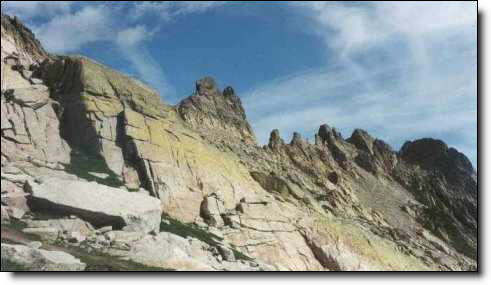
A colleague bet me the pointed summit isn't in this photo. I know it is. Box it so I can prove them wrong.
[195,76,220,96]
[268,129,284,150]
[178,77,256,144]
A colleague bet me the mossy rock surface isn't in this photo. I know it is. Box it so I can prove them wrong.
[74,56,170,119]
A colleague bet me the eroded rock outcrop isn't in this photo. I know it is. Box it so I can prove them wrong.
[0,15,477,271]
[396,139,478,259]
[178,77,256,144]
[1,15,72,224]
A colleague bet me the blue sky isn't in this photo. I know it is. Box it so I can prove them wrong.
[1,1,477,167]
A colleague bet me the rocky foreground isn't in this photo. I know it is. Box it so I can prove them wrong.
[0,15,477,271]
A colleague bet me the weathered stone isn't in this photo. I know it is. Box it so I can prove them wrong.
[1,206,10,224]
[347,129,375,154]
[218,245,236,262]
[30,78,43,85]
[96,226,113,234]
[1,243,86,271]
[318,124,342,142]
[4,87,49,109]
[196,76,220,96]
[126,232,215,271]
[21,69,33,80]
[355,152,379,174]
[250,172,290,198]
[1,191,29,214]
[290,132,304,146]
[22,227,60,242]
[25,178,162,233]
[268,129,284,150]
[28,241,42,249]
[6,207,25,219]
[122,232,264,271]
[178,77,256,144]
[66,231,86,243]
[103,230,145,244]
[327,172,339,185]
[200,193,225,227]
[223,86,235,97]
[0,15,478,272]
[27,218,95,236]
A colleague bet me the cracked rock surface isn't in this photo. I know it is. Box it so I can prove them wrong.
[0,14,477,271]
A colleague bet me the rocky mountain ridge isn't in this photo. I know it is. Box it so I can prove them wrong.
[1,15,477,271]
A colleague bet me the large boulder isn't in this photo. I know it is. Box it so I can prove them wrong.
[1,243,86,271]
[126,232,216,271]
[25,178,162,233]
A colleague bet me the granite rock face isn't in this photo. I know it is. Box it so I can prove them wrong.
[396,139,478,259]
[1,244,86,271]
[0,15,477,271]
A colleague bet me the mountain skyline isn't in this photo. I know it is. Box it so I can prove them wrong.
[1,1,478,167]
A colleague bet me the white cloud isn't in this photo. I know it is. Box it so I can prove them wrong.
[116,26,175,98]
[293,1,477,57]
[7,1,228,99]
[32,5,113,53]
[244,1,477,165]
[173,1,228,15]
[133,1,228,20]
[1,1,75,20]
[116,25,152,48]
[2,1,477,165]
[3,1,228,100]
[19,1,228,99]
[244,65,476,145]
[118,45,175,100]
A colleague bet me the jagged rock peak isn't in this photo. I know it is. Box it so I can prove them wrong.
[347,129,375,154]
[1,15,478,272]
[223,86,235,97]
[178,77,256,144]
[196,76,220,96]
[290,132,305,146]
[1,14,47,63]
[318,124,343,143]
[268,129,284,150]
[399,138,475,175]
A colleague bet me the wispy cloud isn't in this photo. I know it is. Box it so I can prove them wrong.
[33,4,113,53]
[2,1,477,165]
[116,25,175,98]
[133,1,228,21]
[244,1,477,165]
[2,1,226,100]
[1,1,75,20]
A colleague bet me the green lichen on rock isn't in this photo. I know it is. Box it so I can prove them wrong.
[312,214,434,271]
[74,56,170,119]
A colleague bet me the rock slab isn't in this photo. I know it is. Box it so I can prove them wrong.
[1,243,86,271]
[25,178,162,233]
